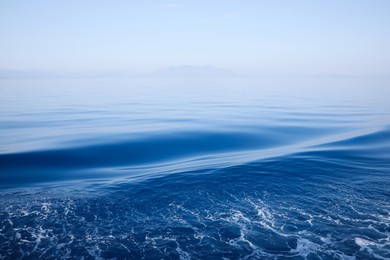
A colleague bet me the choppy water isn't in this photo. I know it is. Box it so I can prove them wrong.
[0,77,389,259]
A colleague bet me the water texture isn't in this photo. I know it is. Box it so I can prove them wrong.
[0,78,389,259]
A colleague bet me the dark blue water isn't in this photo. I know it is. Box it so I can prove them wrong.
[0,78,389,259]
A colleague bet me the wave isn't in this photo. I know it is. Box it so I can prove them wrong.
[300,126,390,161]
[1,126,389,187]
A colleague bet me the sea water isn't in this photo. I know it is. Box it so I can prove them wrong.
[0,77,389,259]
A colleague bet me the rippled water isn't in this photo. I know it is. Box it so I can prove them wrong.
[0,77,389,259]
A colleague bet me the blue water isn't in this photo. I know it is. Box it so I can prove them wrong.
[0,78,389,259]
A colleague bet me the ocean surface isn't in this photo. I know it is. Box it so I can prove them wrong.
[0,77,389,259]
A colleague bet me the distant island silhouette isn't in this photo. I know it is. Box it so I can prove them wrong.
[151,65,239,78]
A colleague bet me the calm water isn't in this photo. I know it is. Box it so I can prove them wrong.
[0,77,389,259]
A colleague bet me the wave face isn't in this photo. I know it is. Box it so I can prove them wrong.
[0,78,390,259]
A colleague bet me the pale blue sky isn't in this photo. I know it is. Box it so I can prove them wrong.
[0,0,389,76]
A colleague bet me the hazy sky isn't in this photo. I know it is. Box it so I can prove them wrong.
[0,0,389,76]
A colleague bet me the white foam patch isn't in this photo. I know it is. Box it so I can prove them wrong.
[291,238,319,258]
[355,237,389,260]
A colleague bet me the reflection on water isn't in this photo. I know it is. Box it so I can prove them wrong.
[0,77,389,259]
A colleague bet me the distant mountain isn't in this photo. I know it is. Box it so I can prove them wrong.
[151,65,239,78]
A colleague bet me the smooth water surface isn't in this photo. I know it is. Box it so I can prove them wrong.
[0,77,389,259]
